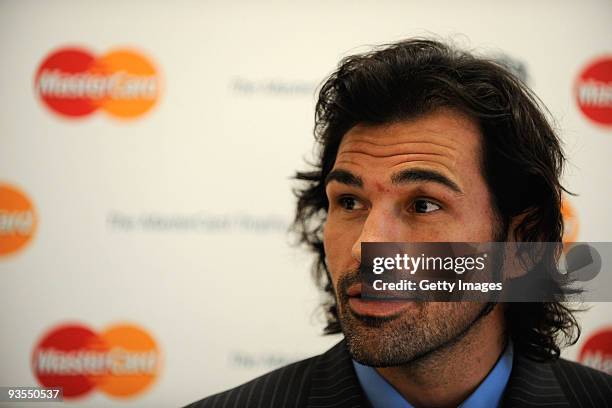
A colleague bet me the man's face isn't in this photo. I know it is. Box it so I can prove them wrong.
[323,109,500,366]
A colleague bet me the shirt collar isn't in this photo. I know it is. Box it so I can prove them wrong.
[353,341,514,408]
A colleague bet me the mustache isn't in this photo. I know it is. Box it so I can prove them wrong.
[337,269,361,301]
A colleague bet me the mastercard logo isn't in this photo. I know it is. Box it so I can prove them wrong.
[34,47,161,119]
[0,182,37,257]
[579,328,612,375]
[575,56,612,126]
[32,323,161,399]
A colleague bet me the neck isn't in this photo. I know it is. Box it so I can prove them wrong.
[376,304,507,408]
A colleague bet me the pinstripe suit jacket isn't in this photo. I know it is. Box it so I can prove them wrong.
[185,340,612,408]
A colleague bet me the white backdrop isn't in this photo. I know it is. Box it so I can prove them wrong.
[0,0,611,407]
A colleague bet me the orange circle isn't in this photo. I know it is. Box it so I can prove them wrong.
[561,199,579,245]
[94,49,160,119]
[96,324,161,398]
[0,183,37,256]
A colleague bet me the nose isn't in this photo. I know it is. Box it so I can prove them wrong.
[351,206,402,263]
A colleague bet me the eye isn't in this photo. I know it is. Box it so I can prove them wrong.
[338,196,364,211]
[413,199,441,214]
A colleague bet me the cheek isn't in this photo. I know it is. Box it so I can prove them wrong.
[322,223,340,292]
[323,218,357,271]
[322,219,341,264]
[454,197,498,240]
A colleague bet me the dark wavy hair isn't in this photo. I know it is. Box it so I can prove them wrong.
[292,38,580,362]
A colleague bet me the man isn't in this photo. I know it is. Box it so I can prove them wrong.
[187,39,612,407]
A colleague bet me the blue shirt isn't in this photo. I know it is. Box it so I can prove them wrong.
[353,341,514,408]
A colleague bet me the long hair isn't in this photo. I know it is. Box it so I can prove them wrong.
[292,38,580,361]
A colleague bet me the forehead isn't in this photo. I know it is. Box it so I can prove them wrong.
[332,109,482,186]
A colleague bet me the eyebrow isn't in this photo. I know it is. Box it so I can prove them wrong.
[391,168,463,194]
[325,169,363,188]
[325,168,462,194]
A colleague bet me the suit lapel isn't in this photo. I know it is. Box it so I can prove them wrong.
[501,354,569,407]
[306,340,370,408]
[306,341,574,408]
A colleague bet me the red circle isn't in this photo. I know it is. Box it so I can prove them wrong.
[575,57,612,126]
[578,328,612,374]
[34,48,99,117]
[31,324,105,398]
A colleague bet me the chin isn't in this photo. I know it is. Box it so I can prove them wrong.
[338,300,488,367]
[340,310,427,367]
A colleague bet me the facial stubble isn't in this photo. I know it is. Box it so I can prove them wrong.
[336,249,499,367]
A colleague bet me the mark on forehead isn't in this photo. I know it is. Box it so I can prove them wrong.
[375,182,388,193]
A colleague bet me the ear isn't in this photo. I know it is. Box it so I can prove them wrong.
[505,212,527,242]
[503,243,530,280]
[502,213,531,280]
